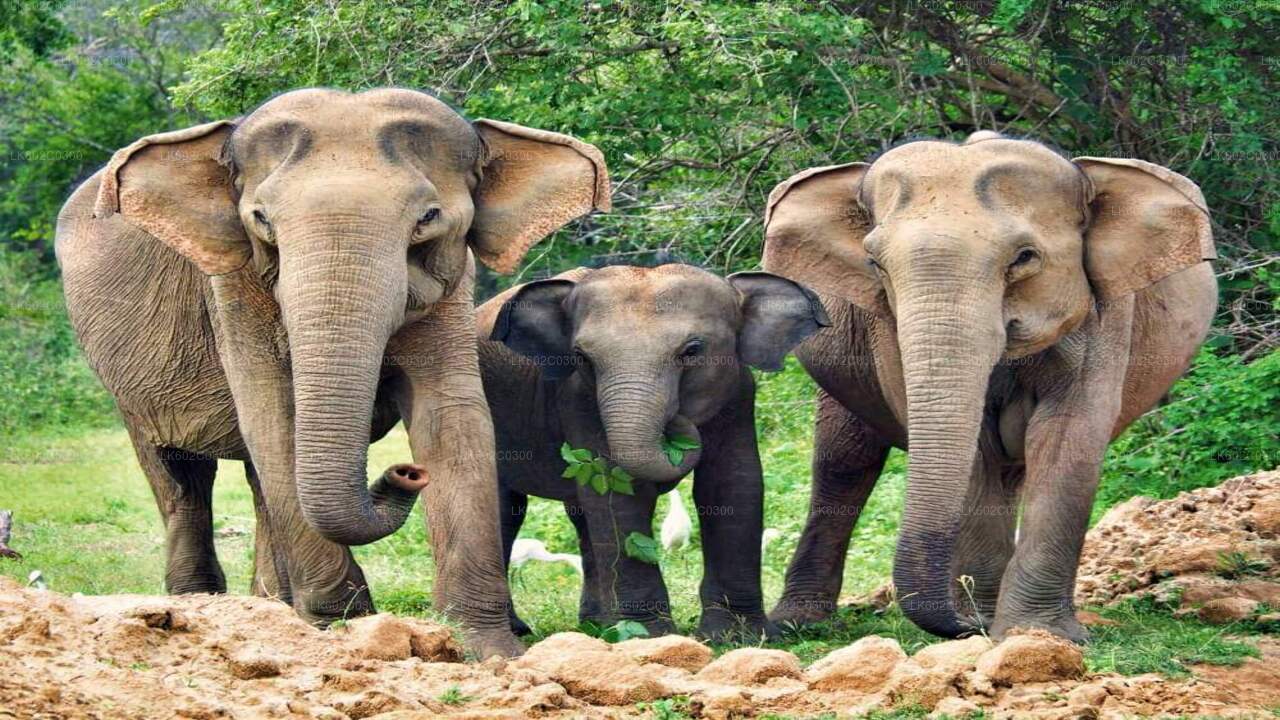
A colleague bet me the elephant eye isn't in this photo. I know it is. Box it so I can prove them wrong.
[252,209,270,227]
[1010,248,1039,268]
[418,207,441,225]
[679,340,704,359]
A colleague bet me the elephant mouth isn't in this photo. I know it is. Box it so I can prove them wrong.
[606,413,703,483]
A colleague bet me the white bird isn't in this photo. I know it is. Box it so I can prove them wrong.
[509,538,582,575]
[27,570,46,590]
[761,528,782,554]
[661,491,693,551]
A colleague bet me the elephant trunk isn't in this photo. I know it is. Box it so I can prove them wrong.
[891,274,1003,637]
[279,223,415,546]
[596,364,702,483]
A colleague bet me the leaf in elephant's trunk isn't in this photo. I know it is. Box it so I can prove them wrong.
[660,433,701,467]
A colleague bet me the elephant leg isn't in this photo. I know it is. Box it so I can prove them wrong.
[951,455,1021,629]
[499,489,532,635]
[127,426,225,595]
[992,299,1132,643]
[771,391,888,628]
[692,383,772,641]
[390,273,522,659]
[566,500,608,625]
[245,462,293,604]
[576,482,674,636]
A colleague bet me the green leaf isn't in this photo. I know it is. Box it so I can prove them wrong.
[663,445,683,467]
[589,472,608,495]
[667,434,700,450]
[599,620,649,643]
[561,465,577,478]
[572,448,593,463]
[624,532,661,565]
[560,443,578,465]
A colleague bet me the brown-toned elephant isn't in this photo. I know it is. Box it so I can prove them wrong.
[55,88,609,658]
[763,132,1216,642]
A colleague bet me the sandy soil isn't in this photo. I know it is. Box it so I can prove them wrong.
[2,470,1278,719]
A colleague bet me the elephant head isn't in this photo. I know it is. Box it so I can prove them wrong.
[491,265,828,482]
[94,88,609,546]
[763,132,1214,636]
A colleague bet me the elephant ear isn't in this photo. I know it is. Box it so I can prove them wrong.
[490,278,577,380]
[94,120,249,275]
[471,120,611,274]
[728,271,832,372]
[1074,157,1216,301]
[762,162,886,316]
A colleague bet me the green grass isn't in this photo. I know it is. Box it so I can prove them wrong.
[0,358,1273,677]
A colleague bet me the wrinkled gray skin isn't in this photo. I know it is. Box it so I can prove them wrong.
[55,88,609,659]
[762,132,1217,642]
[475,265,829,640]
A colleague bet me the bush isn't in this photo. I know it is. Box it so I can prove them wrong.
[1097,347,1280,514]
[0,249,114,438]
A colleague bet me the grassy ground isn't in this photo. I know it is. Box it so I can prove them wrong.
[0,359,1271,682]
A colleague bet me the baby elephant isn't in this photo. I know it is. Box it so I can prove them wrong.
[476,264,829,639]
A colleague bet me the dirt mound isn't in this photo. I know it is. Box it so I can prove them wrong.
[4,575,1280,718]
[1077,469,1280,623]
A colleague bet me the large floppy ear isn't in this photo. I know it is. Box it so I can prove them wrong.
[470,120,611,274]
[762,162,886,317]
[490,278,577,380]
[727,271,832,372]
[94,120,249,275]
[1074,157,1216,301]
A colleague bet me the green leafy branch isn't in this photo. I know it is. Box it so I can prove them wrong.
[624,531,661,565]
[560,443,634,495]
[659,434,700,467]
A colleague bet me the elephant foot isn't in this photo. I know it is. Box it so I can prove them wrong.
[509,612,533,636]
[384,463,430,493]
[989,608,1090,645]
[465,627,526,660]
[296,586,376,627]
[697,608,778,643]
[768,595,835,631]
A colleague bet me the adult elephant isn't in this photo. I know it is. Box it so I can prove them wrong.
[55,88,610,658]
[763,132,1216,642]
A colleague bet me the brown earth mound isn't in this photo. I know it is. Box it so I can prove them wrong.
[1076,469,1280,624]
[3,575,1279,719]
[3,470,1279,718]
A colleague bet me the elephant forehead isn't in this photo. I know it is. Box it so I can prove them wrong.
[575,266,737,320]
[234,89,477,169]
[866,140,1082,220]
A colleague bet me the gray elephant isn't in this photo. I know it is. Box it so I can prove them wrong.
[762,132,1217,642]
[55,88,609,658]
[475,265,829,639]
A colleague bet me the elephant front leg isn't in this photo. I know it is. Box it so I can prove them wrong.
[992,301,1132,643]
[392,296,522,660]
[772,391,888,628]
[692,391,773,641]
[575,483,674,636]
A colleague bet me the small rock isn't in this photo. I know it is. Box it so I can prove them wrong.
[696,648,802,685]
[344,614,414,661]
[616,634,712,672]
[806,636,906,692]
[227,646,283,679]
[404,619,463,662]
[882,659,953,710]
[1067,682,1109,709]
[1247,496,1280,536]
[975,630,1084,685]
[912,636,992,675]
[513,632,667,705]
[931,696,981,718]
[1197,597,1259,624]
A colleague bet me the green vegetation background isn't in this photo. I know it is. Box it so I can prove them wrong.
[1,0,1278,677]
